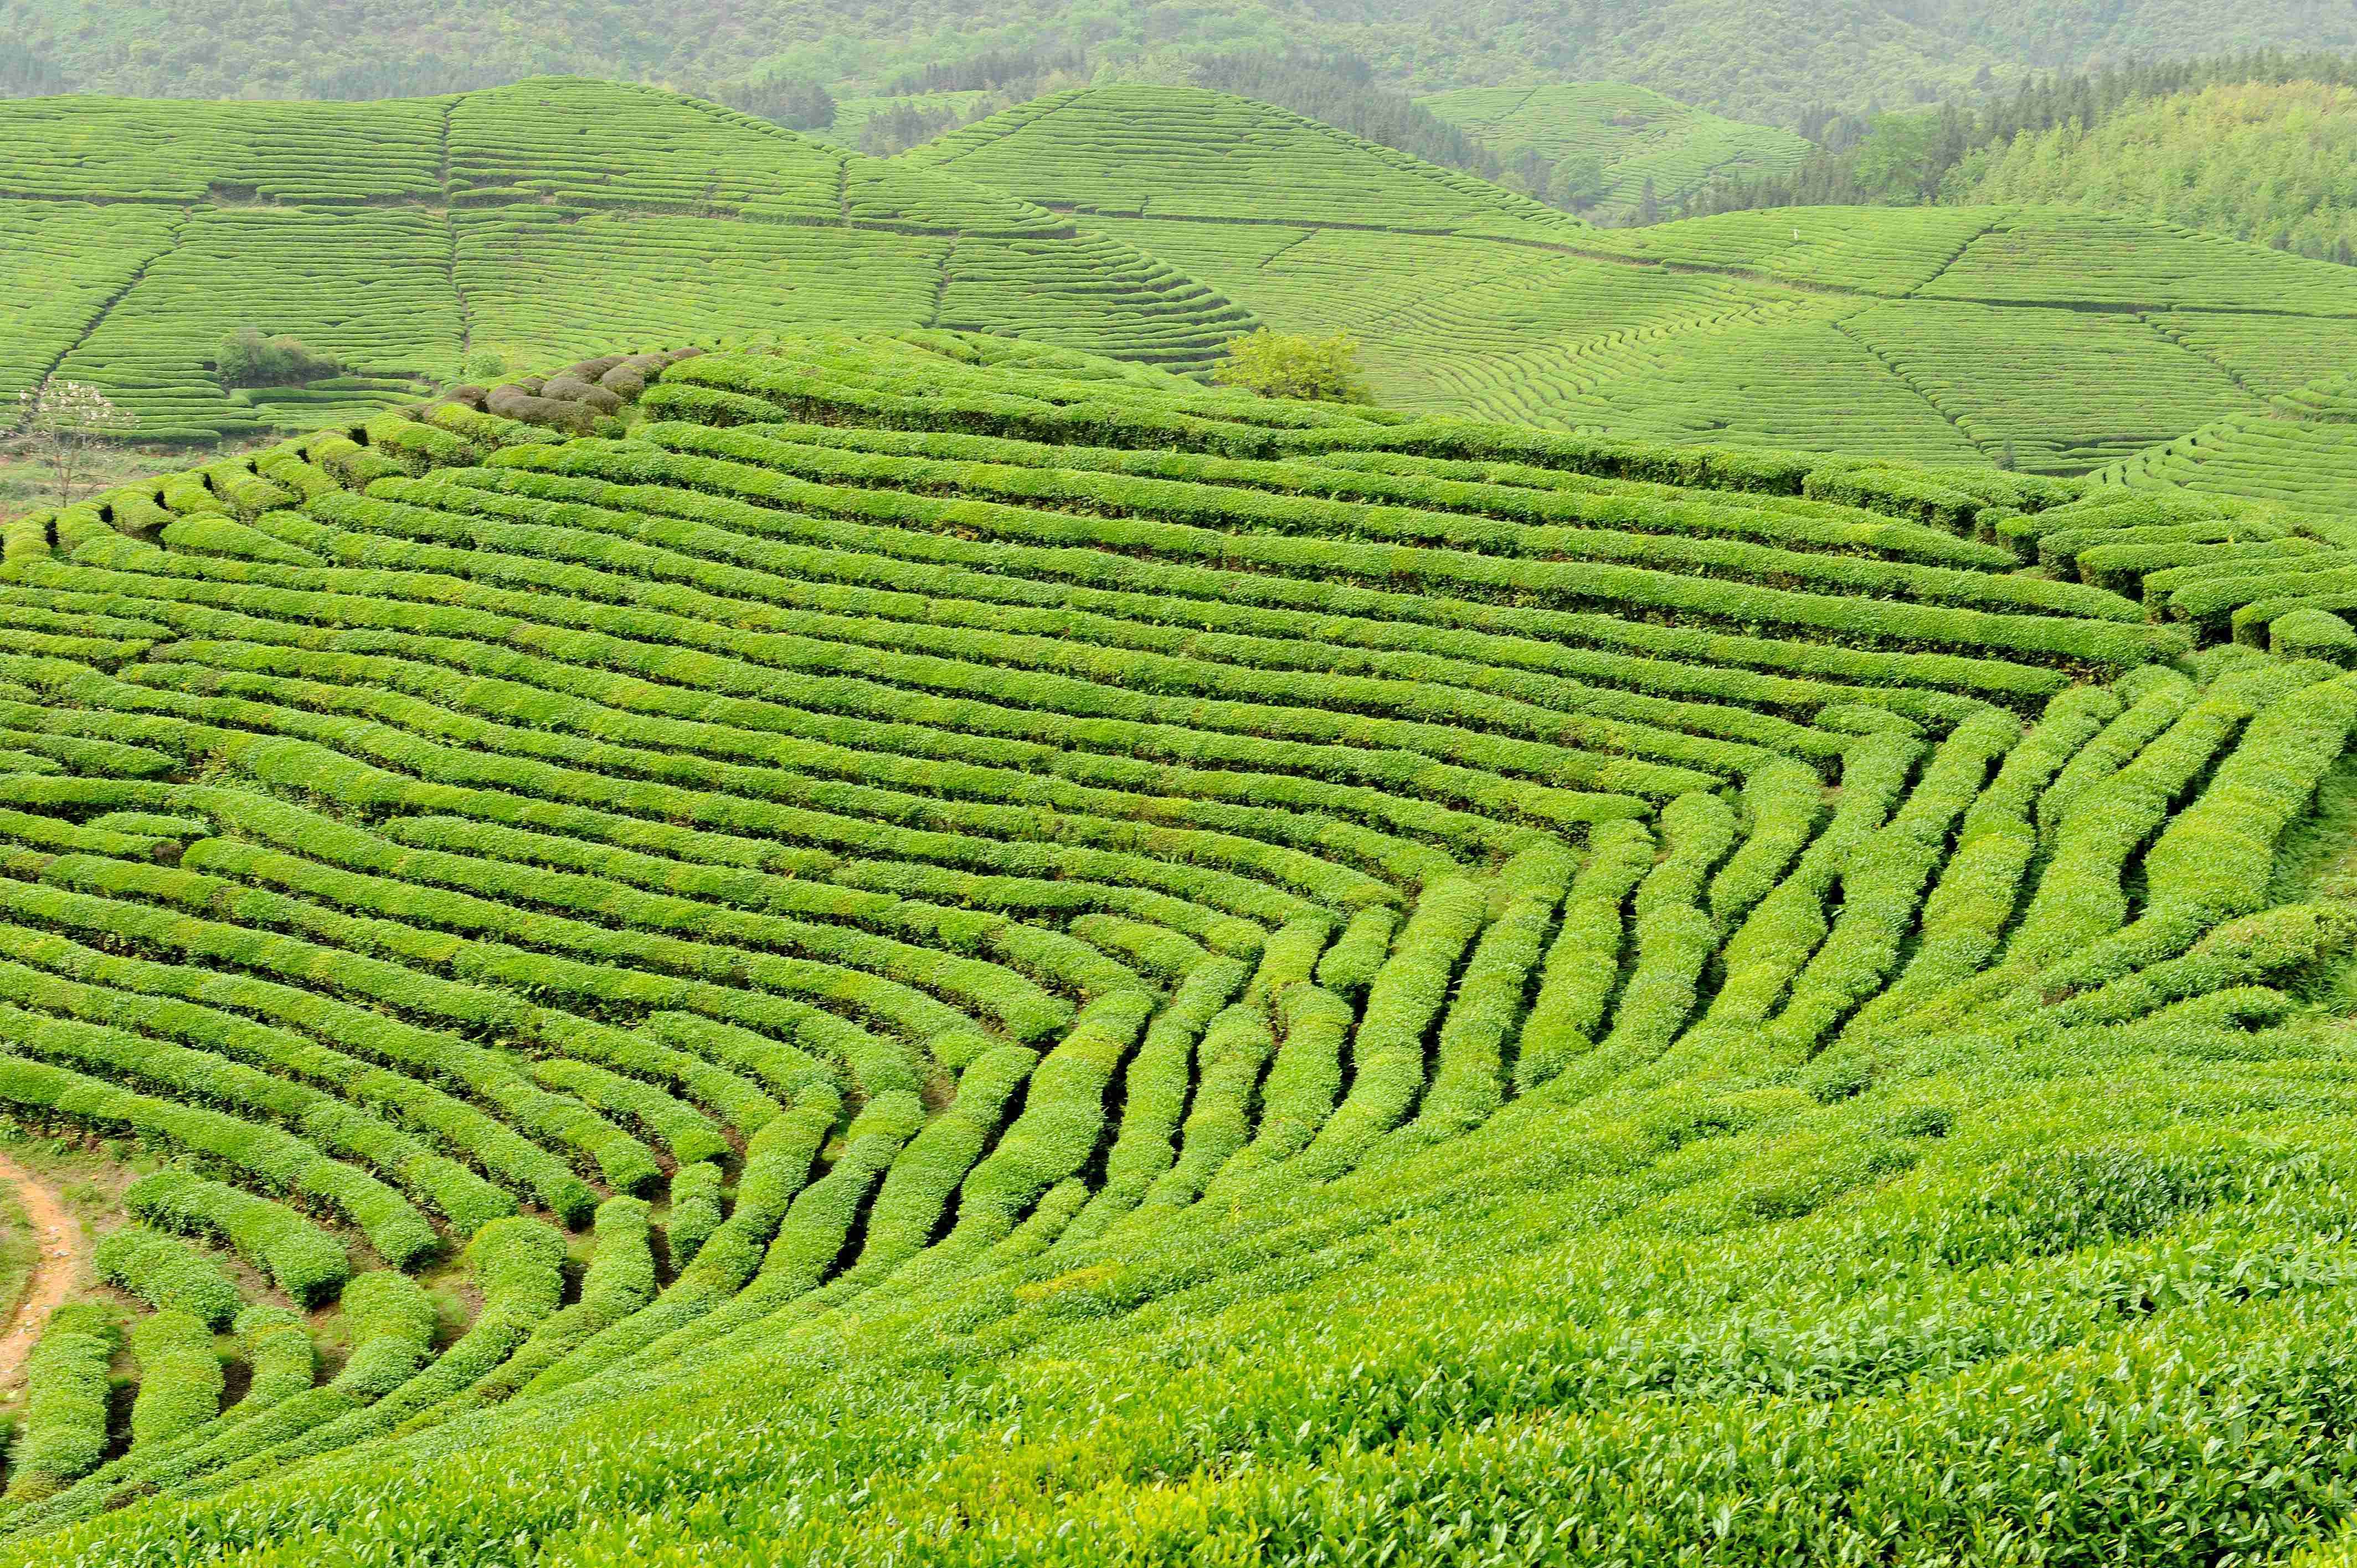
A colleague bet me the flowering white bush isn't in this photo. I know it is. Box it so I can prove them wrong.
[16,379,137,506]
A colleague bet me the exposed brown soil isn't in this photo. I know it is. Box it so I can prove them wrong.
[0,1152,86,1388]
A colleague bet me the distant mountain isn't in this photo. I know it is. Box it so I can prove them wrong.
[5,0,2351,124]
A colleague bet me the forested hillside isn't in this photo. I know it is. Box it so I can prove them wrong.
[6,0,2352,122]
[1948,81,2357,264]
[1423,82,1813,221]
[1684,50,2357,245]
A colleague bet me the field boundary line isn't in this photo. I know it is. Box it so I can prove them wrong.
[2142,312,2266,403]
[1900,210,2011,298]
[9,214,182,434]
[1829,308,1994,461]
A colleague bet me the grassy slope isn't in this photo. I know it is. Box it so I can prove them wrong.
[4,332,2357,1563]
[1419,81,1816,223]
[900,85,2357,474]
[1949,79,2357,264]
[0,78,1253,443]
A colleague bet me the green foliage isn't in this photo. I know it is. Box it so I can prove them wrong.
[1849,113,1948,204]
[1951,80,2357,264]
[1212,329,1372,404]
[213,328,342,390]
[0,333,2353,1562]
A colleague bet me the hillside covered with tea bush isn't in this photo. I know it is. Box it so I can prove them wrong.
[5,330,2357,1563]
[914,84,2357,477]
[14,75,2357,496]
[0,78,1253,444]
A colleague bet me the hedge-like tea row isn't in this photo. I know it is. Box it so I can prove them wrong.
[1514,818,1655,1090]
[123,1169,349,1308]
[452,1196,654,1416]
[1064,961,1247,1244]
[198,1219,566,1493]
[1411,843,1577,1141]
[93,1226,242,1328]
[127,1311,223,1452]
[6,1304,120,1500]
[3,332,2351,1534]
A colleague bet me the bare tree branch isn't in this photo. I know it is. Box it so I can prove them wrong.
[16,381,138,508]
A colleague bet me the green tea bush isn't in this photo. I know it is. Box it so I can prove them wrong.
[92,1227,241,1328]
[0,332,2351,1557]
[126,1310,222,1451]
[5,1304,120,1499]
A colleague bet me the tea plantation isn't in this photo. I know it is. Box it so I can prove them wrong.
[2098,372,2357,519]
[0,78,1253,444]
[16,74,2357,492]
[1,329,2356,1562]
[913,87,2357,475]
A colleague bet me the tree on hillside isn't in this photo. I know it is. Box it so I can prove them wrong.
[858,102,967,155]
[215,328,343,389]
[1212,329,1373,404]
[15,381,136,506]
[1850,112,1949,203]
[1551,154,1609,210]
[713,76,837,131]
[1192,51,1503,182]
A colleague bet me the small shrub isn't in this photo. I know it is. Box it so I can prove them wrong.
[1211,328,1373,404]
[217,328,343,389]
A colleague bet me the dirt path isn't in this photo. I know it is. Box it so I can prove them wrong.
[0,1152,84,1388]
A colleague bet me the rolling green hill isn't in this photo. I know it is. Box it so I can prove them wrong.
[904,90,2357,473]
[901,85,1585,238]
[0,78,1252,443]
[16,77,2357,488]
[7,331,2357,1562]
[1422,81,1817,221]
[1947,79,2357,264]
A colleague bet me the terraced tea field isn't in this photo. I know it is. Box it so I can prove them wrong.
[4,332,2357,1562]
[0,79,1253,444]
[2098,372,2357,519]
[14,74,2357,492]
[907,89,2357,476]
[1419,81,1815,222]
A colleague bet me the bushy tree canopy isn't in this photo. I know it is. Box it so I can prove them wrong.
[215,328,343,389]
[1212,329,1374,404]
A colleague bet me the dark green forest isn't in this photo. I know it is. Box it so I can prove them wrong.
[5,0,2351,122]
[1682,48,2357,260]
